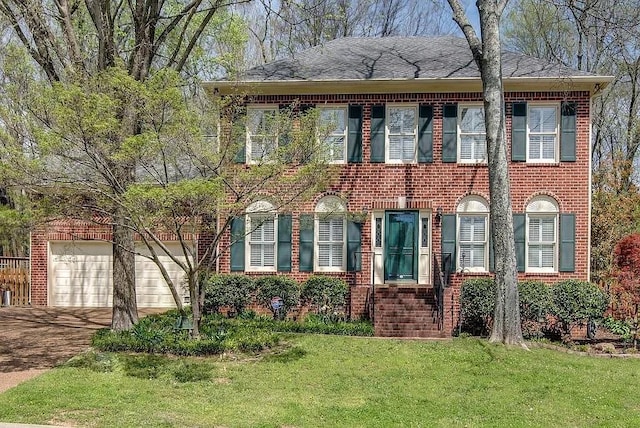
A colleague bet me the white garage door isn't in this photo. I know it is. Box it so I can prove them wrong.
[49,241,189,308]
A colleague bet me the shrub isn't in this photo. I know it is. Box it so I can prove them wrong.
[459,278,495,336]
[202,273,256,316]
[518,280,552,339]
[255,275,300,319]
[550,280,609,336]
[300,275,349,319]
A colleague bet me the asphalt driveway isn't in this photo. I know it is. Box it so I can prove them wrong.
[0,307,160,392]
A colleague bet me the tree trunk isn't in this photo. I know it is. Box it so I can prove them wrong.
[477,2,525,346]
[189,273,201,338]
[111,206,138,331]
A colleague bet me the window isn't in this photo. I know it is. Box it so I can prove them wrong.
[457,196,489,271]
[246,201,277,271]
[387,105,417,163]
[526,196,558,272]
[318,107,347,163]
[315,196,347,271]
[247,107,278,163]
[459,105,486,163]
[528,105,558,162]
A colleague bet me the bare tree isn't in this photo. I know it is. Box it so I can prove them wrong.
[448,0,525,345]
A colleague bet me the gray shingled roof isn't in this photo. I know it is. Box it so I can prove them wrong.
[242,36,596,81]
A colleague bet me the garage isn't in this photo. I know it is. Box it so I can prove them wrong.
[49,241,189,308]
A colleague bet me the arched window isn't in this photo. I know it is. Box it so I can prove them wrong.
[246,201,277,271]
[315,196,347,271]
[526,196,559,272]
[456,196,489,271]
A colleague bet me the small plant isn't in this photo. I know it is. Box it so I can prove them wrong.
[202,273,256,316]
[255,275,300,319]
[121,354,169,379]
[602,316,632,342]
[300,275,348,320]
[459,278,495,336]
[550,280,609,339]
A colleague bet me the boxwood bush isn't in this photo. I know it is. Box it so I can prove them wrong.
[518,280,552,339]
[255,275,300,319]
[459,278,495,336]
[202,273,256,316]
[550,280,609,337]
[300,275,349,320]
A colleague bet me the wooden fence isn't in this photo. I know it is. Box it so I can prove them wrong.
[0,257,29,306]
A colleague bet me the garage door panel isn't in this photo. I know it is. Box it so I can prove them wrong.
[50,241,188,308]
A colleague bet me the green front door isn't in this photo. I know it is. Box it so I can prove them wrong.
[385,211,418,281]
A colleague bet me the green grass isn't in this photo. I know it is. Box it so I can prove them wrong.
[1,336,640,427]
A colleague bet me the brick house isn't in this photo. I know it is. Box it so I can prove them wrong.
[30,36,611,337]
[209,36,611,337]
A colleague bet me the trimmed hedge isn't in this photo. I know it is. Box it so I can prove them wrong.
[202,273,256,316]
[300,275,349,320]
[550,280,609,336]
[459,278,495,336]
[255,275,300,319]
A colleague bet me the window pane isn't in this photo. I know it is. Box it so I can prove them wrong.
[542,135,556,159]
[460,136,474,160]
[402,136,415,160]
[389,109,403,133]
[330,219,343,241]
[530,107,556,132]
[460,107,485,132]
[331,244,343,267]
[389,135,402,160]
[320,109,346,133]
[473,136,486,160]
[459,217,472,241]
[402,109,416,130]
[318,244,331,267]
[541,218,555,241]
[318,220,331,241]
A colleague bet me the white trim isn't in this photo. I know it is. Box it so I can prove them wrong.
[314,196,347,272]
[525,196,559,273]
[246,105,279,165]
[318,105,348,164]
[456,196,489,272]
[526,103,559,163]
[457,104,487,164]
[245,202,278,272]
[385,104,418,164]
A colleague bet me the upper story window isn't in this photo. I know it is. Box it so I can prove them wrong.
[315,196,347,272]
[459,105,486,163]
[386,105,417,163]
[246,200,277,272]
[246,107,278,164]
[457,196,489,272]
[318,107,347,163]
[526,196,558,272]
[528,105,559,163]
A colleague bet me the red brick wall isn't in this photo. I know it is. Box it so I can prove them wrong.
[32,90,592,337]
[217,90,592,336]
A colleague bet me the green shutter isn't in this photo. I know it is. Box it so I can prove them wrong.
[561,102,576,161]
[370,105,385,163]
[442,104,458,163]
[277,214,292,272]
[441,214,456,271]
[347,220,362,272]
[348,105,363,163]
[513,214,526,273]
[559,213,576,272]
[299,214,314,272]
[511,102,527,161]
[418,104,433,163]
[230,217,245,271]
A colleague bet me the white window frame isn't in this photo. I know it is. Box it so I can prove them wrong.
[314,196,347,272]
[456,196,489,272]
[458,104,487,164]
[527,104,559,163]
[318,106,348,164]
[245,201,277,272]
[526,196,559,273]
[246,106,278,164]
[385,104,418,164]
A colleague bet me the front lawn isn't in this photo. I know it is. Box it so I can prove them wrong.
[0,336,639,427]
